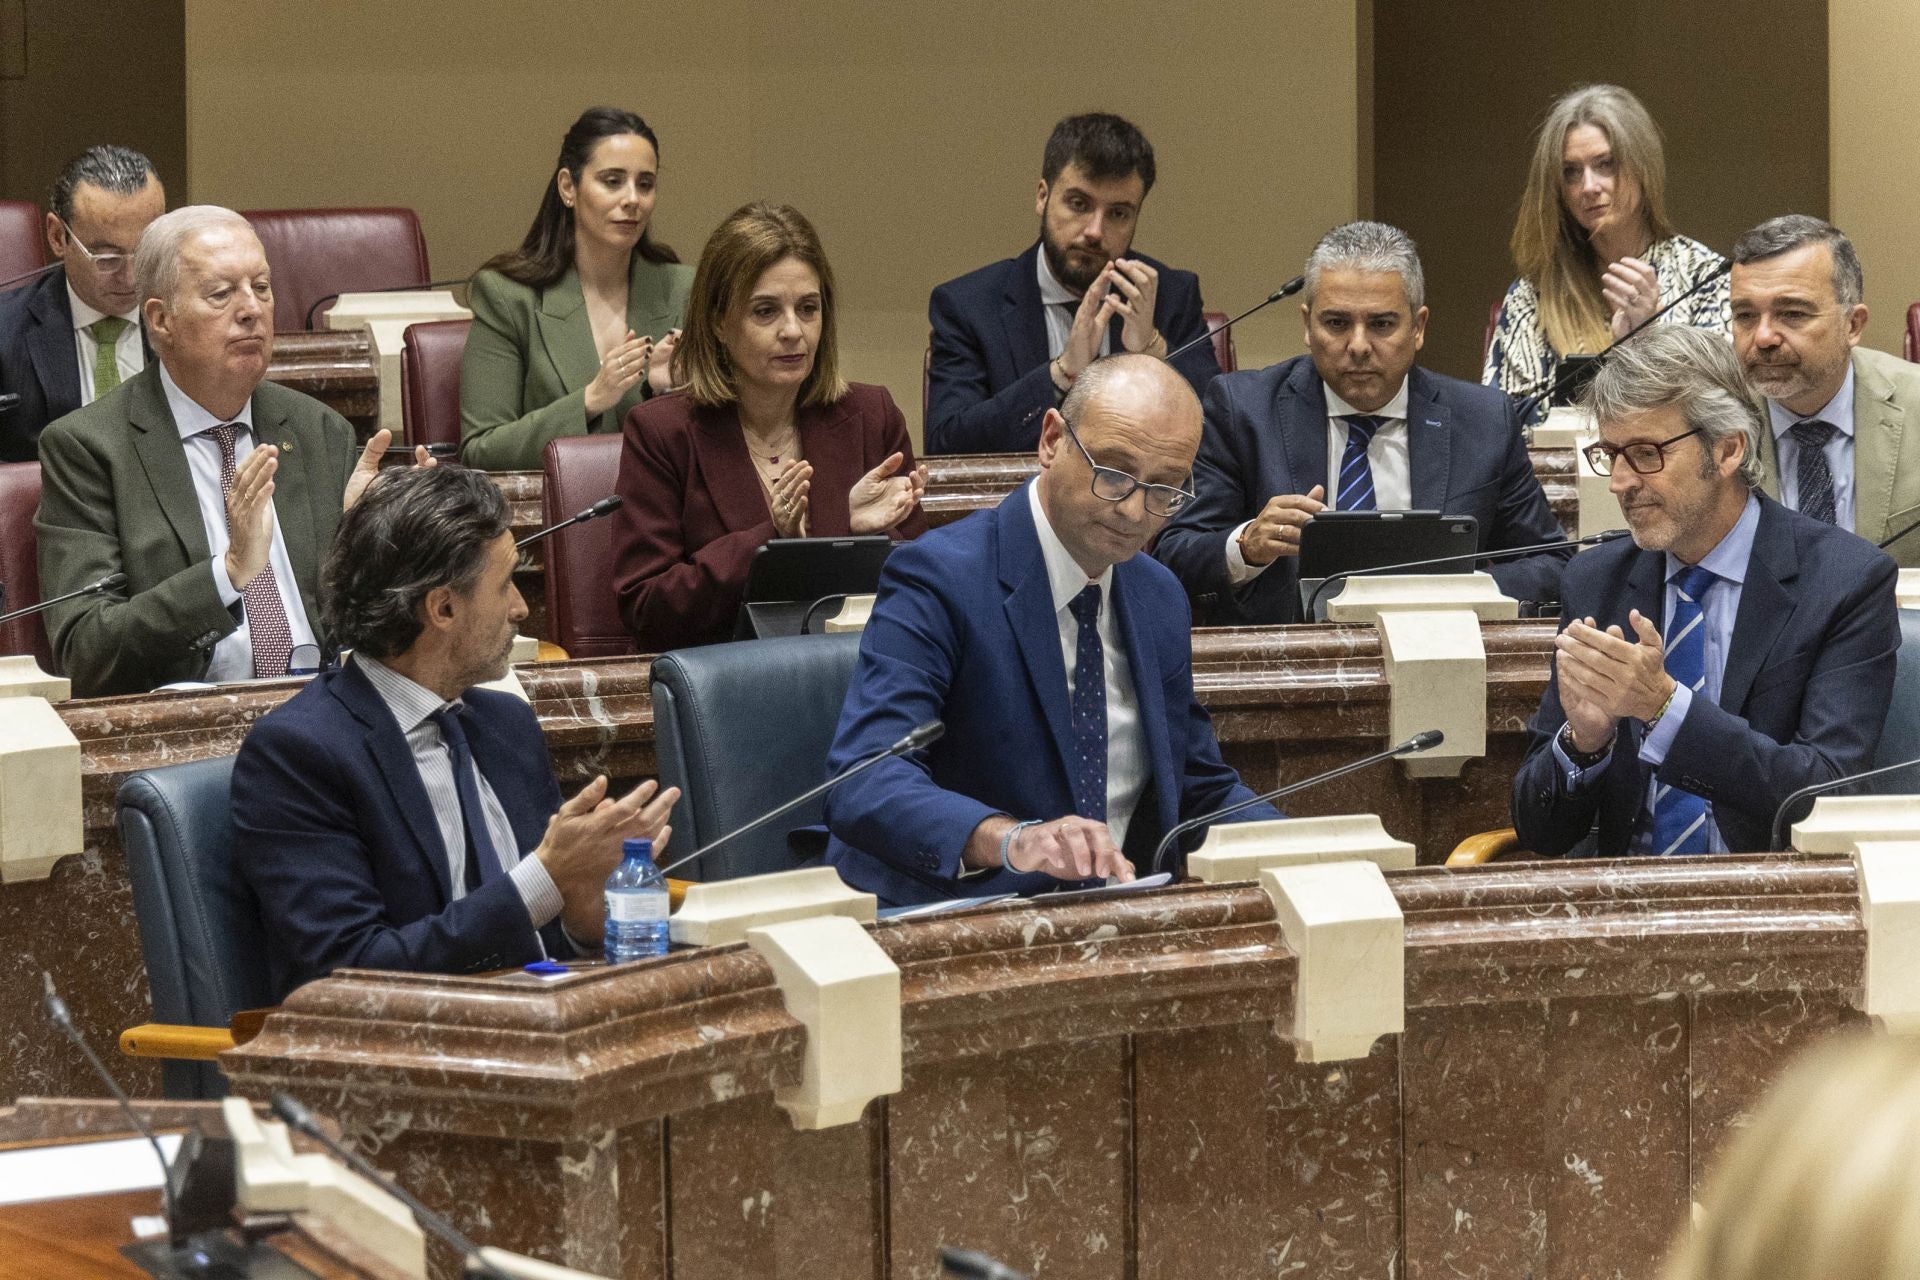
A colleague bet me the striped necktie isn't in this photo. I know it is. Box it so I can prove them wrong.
[1336,415,1386,511]
[1789,419,1837,525]
[1650,564,1716,856]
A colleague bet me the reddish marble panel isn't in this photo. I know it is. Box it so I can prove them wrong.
[887,1040,1131,1280]
[617,1121,669,1280]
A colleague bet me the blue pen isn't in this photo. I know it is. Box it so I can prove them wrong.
[523,960,569,976]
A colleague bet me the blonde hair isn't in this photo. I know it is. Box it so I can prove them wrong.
[676,201,847,410]
[1665,1033,1920,1280]
[1511,84,1674,357]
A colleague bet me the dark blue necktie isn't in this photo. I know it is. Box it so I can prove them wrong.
[1650,565,1716,856]
[1066,585,1108,822]
[430,705,506,893]
[1336,415,1386,511]
[1790,420,1837,525]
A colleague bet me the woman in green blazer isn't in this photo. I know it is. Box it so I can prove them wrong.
[460,107,694,471]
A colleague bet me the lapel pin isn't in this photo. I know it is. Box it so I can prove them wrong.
[278,440,295,454]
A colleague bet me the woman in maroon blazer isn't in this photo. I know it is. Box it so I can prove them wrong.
[612,202,928,651]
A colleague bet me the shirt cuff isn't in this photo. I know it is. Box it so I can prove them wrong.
[1224,520,1269,585]
[509,853,565,928]
[1550,727,1614,791]
[209,553,242,608]
[1636,682,1693,767]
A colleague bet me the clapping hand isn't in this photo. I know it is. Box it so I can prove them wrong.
[848,451,927,534]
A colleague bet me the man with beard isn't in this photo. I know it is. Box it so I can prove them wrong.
[233,466,679,997]
[924,112,1220,454]
[1512,325,1897,858]
[1729,215,1920,565]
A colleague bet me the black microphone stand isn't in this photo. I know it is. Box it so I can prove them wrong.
[0,571,127,627]
[1164,276,1306,364]
[516,496,623,550]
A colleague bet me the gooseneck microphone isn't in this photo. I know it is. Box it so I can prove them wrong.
[0,570,127,626]
[657,720,946,880]
[0,261,60,293]
[1164,275,1307,364]
[1878,511,1920,553]
[0,391,19,414]
[42,972,181,1235]
[939,1247,1032,1279]
[269,1092,520,1280]
[1509,259,1733,423]
[1767,754,1920,852]
[302,275,475,329]
[1302,529,1630,619]
[1150,730,1445,875]
[515,496,623,549]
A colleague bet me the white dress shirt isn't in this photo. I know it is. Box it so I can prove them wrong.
[158,362,318,681]
[1225,377,1414,584]
[1037,248,1113,363]
[1767,364,1856,532]
[355,654,566,929]
[67,283,144,406]
[1026,481,1147,846]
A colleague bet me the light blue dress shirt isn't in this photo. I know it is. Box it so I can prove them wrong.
[1768,365,1855,532]
[1551,494,1762,854]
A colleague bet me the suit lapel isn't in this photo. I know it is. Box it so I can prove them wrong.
[625,254,677,335]
[1720,499,1798,713]
[1005,244,1051,377]
[797,398,855,532]
[535,267,600,395]
[1852,353,1904,545]
[25,276,82,417]
[333,664,456,904]
[999,490,1079,778]
[1110,561,1177,837]
[125,369,212,563]
[1405,370,1453,510]
[698,403,782,534]
[1280,360,1332,499]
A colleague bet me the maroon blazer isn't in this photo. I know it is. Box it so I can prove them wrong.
[612,381,929,651]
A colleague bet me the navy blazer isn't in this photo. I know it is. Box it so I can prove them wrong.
[234,661,572,999]
[1154,355,1570,624]
[925,241,1220,455]
[1512,493,1899,857]
[822,483,1276,906]
[0,265,150,462]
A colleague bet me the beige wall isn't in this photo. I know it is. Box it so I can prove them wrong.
[1833,3,1920,357]
[182,1,1359,446]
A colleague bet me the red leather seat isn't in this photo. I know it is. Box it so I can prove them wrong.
[0,200,47,291]
[542,434,636,659]
[400,319,470,451]
[241,207,429,331]
[0,462,52,669]
[1905,303,1920,363]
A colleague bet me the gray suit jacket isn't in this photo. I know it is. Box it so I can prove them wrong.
[34,363,356,697]
[1756,344,1920,566]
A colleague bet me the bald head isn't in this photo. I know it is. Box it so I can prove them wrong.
[1039,354,1201,577]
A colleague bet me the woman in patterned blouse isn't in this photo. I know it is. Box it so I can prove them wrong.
[1484,84,1730,423]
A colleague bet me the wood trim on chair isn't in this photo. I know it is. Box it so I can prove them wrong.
[1447,827,1523,866]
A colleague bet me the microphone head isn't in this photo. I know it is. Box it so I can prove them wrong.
[1402,730,1445,753]
[902,720,945,751]
[1585,528,1632,545]
[97,572,128,593]
[269,1090,316,1133]
[41,971,70,1025]
[1271,275,1306,302]
[583,495,623,520]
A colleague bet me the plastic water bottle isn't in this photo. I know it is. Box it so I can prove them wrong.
[604,838,670,962]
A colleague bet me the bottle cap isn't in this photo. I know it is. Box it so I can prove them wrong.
[622,837,654,860]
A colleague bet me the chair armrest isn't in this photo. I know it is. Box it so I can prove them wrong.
[1447,827,1523,866]
[536,641,569,662]
[119,1024,235,1061]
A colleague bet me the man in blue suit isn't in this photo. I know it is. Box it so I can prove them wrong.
[825,354,1278,907]
[924,113,1220,455]
[0,145,164,462]
[1155,221,1568,624]
[1514,326,1898,857]
[233,467,677,998]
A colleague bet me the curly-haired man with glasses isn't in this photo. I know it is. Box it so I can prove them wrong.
[1514,324,1898,858]
[822,354,1278,907]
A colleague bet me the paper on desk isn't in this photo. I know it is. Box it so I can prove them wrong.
[0,1132,183,1206]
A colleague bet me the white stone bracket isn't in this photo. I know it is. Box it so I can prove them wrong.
[325,291,472,435]
[1852,842,1920,1034]
[1896,568,1920,611]
[671,865,877,947]
[1328,573,1518,778]
[824,594,876,633]
[1260,861,1404,1064]
[0,695,82,883]
[0,654,69,702]
[1186,814,1415,883]
[746,915,902,1131]
[1789,794,1920,852]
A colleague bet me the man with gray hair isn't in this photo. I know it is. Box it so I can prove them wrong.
[33,204,427,696]
[0,144,165,461]
[1156,219,1567,623]
[1514,325,1898,858]
[1730,214,1920,563]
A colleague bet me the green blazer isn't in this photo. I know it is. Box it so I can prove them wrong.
[460,255,693,471]
[1756,344,1920,567]
[33,363,356,698]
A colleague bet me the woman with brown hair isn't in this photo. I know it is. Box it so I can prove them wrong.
[1485,84,1729,422]
[611,201,928,651]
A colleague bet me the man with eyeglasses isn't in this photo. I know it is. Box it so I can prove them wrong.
[1155,220,1568,623]
[1513,325,1898,858]
[0,145,164,462]
[822,354,1278,907]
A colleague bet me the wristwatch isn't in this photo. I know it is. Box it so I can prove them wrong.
[1558,721,1615,769]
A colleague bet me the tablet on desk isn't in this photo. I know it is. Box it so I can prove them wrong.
[735,535,895,640]
[1297,511,1479,619]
